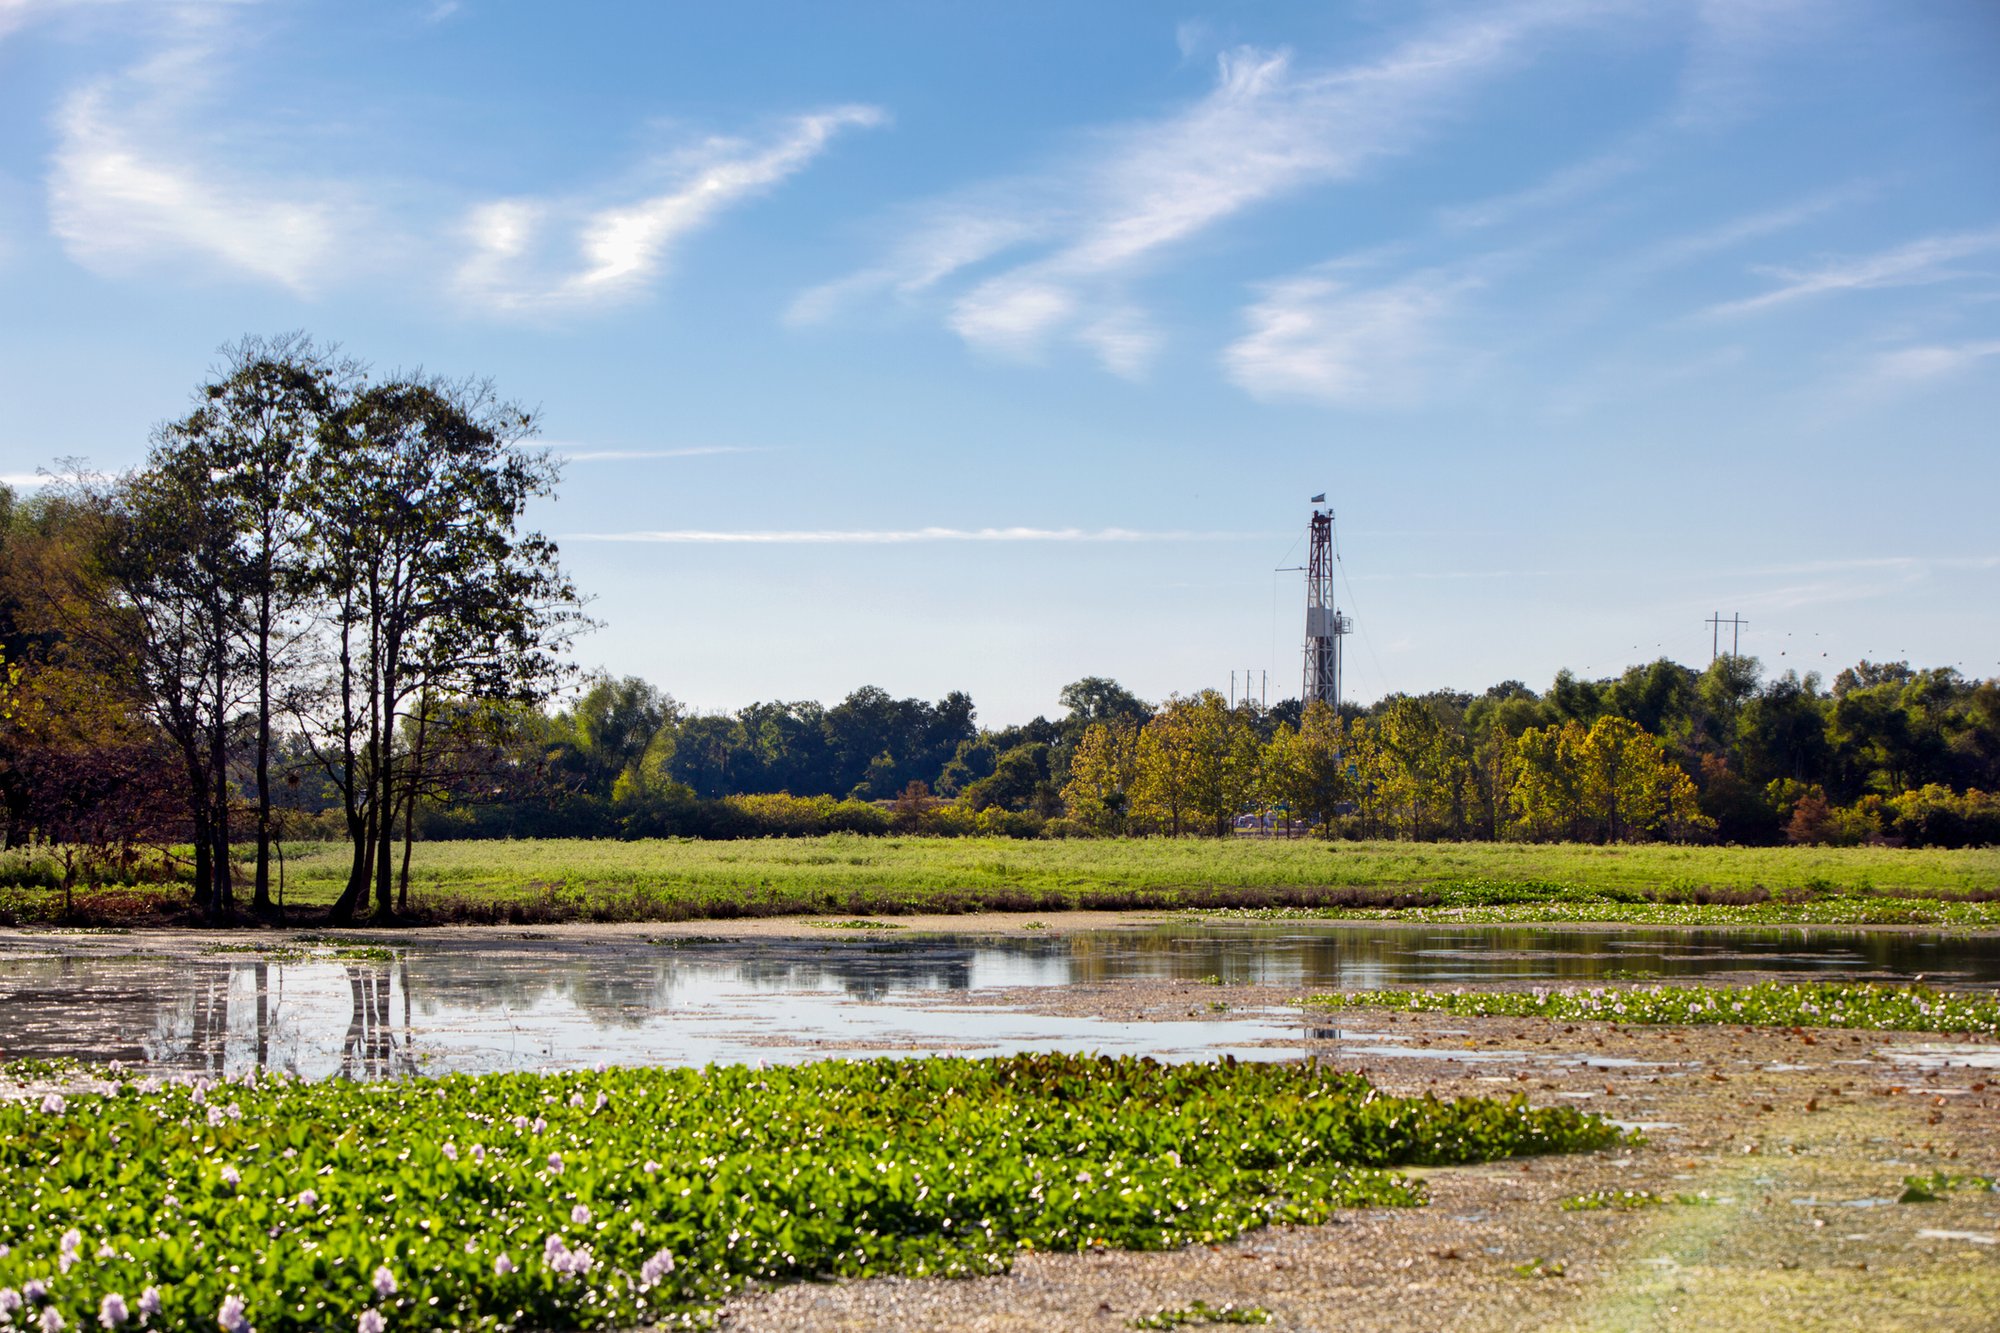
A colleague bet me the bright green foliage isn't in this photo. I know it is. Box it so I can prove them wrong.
[1061,720,1141,835]
[1897,1170,1996,1203]
[1304,981,2000,1034]
[1503,716,1708,842]
[1129,1299,1274,1327]
[1560,1189,1712,1211]
[0,1054,1618,1331]
[1261,701,1352,835]
[1131,692,1262,837]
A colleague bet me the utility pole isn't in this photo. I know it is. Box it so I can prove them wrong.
[1706,612,1748,662]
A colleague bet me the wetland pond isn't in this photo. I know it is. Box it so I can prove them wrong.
[2,921,1995,1079]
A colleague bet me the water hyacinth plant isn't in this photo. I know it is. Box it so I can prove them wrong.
[1303,981,2000,1034]
[0,1054,1619,1330]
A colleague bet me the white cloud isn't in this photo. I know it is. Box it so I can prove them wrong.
[798,1,1623,367]
[1438,141,1647,232]
[0,472,51,488]
[1704,227,2000,318]
[1673,0,1818,128]
[1748,554,2000,576]
[555,445,766,462]
[47,36,361,292]
[455,107,884,316]
[39,9,876,313]
[566,526,1245,544]
[1222,269,1476,404]
[1863,339,2000,387]
[0,0,136,43]
[1077,309,1162,379]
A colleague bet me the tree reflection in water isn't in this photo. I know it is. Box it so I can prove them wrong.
[0,925,1992,1081]
[339,962,420,1081]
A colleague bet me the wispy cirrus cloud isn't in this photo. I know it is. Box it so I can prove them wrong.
[794,1,1625,376]
[39,6,876,314]
[551,445,767,463]
[566,526,1247,545]
[48,28,365,293]
[1703,226,2000,318]
[1222,268,1477,404]
[454,107,883,317]
[1861,338,2000,387]
[1745,554,2000,577]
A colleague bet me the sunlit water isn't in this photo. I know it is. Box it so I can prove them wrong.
[0,922,1993,1079]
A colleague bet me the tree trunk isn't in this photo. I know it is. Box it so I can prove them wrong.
[373,662,399,920]
[398,698,428,914]
[252,580,273,912]
[188,755,213,914]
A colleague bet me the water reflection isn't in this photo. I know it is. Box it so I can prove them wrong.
[0,923,1993,1079]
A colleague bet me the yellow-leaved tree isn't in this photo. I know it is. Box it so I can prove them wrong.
[1130,691,1260,836]
[1505,716,1707,842]
[1261,700,1351,836]
[1060,719,1140,835]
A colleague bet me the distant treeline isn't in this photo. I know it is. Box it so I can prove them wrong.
[376,657,1997,849]
[1,339,1995,930]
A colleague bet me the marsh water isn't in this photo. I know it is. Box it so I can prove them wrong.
[1,921,1995,1079]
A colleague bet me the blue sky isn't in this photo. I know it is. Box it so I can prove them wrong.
[1,0,1995,723]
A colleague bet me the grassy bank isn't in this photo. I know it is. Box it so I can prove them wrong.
[0,1054,1617,1331]
[5,836,1996,926]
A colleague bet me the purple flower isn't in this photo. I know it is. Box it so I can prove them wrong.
[642,1160,661,1174]
[218,1165,240,1187]
[206,1106,226,1128]
[24,1280,47,1302]
[38,1307,63,1333]
[216,1294,249,1333]
[593,1091,608,1112]
[296,1189,319,1211]
[0,1289,21,1315]
[137,1288,161,1322]
[640,1248,676,1286]
[439,1143,458,1162]
[567,1093,585,1109]
[570,1204,591,1226]
[371,1267,396,1300]
[468,1144,486,1163]
[356,1312,384,1333]
[492,1255,515,1277]
[546,1152,564,1175]
[97,1293,129,1328]
[40,1094,65,1115]
[530,1117,547,1134]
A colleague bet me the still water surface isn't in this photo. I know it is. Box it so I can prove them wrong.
[1,922,1993,1078]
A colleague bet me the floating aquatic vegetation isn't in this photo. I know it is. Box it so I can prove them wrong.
[1304,981,2000,1035]
[0,1054,1617,1330]
[1129,1299,1273,1328]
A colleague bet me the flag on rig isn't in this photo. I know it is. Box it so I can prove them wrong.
[1310,492,1326,503]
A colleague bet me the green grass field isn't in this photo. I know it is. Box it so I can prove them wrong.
[205,835,2000,925]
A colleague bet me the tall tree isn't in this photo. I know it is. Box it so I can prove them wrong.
[192,334,351,911]
[306,374,584,921]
